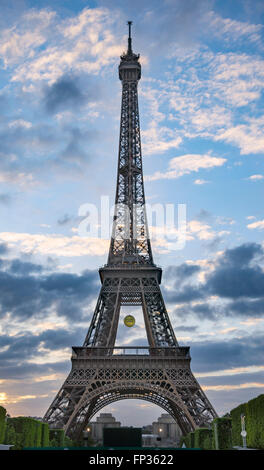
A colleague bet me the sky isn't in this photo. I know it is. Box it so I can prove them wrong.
[0,0,264,428]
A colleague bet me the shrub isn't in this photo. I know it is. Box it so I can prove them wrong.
[49,429,65,447]
[194,427,213,449]
[4,421,16,448]
[203,430,213,450]
[230,402,247,447]
[189,431,195,448]
[41,422,50,447]
[7,417,43,449]
[213,417,232,449]
[34,420,42,447]
[0,406,6,443]
[246,394,264,449]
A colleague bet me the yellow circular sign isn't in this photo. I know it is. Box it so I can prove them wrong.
[124,315,135,327]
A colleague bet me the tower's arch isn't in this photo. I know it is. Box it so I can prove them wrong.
[64,382,197,439]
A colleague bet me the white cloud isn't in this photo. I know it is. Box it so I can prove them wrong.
[0,171,37,188]
[187,220,229,241]
[246,174,264,181]
[215,118,264,154]
[0,9,56,68]
[203,382,264,392]
[196,365,264,378]
[140,85,182,155]
[146,154,226,181]
[247,220,264,230]
[206,10,262,44]
[10,7,123,84]
[194,179,210,185]
[8,119,33,129]
[0,232,109,256]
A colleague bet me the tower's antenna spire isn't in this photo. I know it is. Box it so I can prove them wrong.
[127,20,133,54]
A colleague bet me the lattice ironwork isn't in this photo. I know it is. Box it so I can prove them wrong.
[44,348,217,440]
[43,23,218,440]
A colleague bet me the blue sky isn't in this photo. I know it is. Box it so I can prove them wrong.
[0,0,264,427]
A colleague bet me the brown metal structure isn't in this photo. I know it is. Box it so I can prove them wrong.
[43,22,217,439]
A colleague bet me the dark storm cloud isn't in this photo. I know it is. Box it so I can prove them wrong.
[9,258,43,275]
[165,285,205,304]
[191,303,217,320]
[0,327,87,379]
[229,298,264,315]
[60,127,89,163]
[0,328,85,360]
[190,334,264,373]
[0,360,70,381]
[44,75,85,114]
[220,243,263,268]
[0,242,9,254]
[43,74,101,115]
[0,256,99,322]
[0,193,12,204]
[164,263,201,283]
[164,242,264,320]
[0,123,58,157]
[206,243,264,299]
[174,325,197,332]
[171,303,218,321]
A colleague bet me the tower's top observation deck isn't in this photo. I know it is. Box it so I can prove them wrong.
[119,21,141,81]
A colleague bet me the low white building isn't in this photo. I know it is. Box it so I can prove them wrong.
[86,413,121,444]
[152,414,182,446]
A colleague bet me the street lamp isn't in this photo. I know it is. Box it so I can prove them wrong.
[240,414,247,449]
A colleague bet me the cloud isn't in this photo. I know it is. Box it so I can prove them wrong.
[164,243,264,324]
[0,232,109,257]
[0,242,9,255]
[8,258,43,275]
[194,179,210,185]
[205,10,262,44]
[43,75,86,114]
[10,7,123,84]
[190,334,264,373]
[146,154,226,181]
[0,9,56,68]
[165,263,201,284]
[246,174,264,181]
[0,255,99,322]
[247,219,264,230]
[8,119,32,129]
[205,243,264,299]
[215,117,264,155]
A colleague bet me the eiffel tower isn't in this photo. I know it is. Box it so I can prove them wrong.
[43,22,217,440]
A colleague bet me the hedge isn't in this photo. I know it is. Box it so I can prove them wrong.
[230,402,247,447]
[6,417,44,449]
[194,427,213,449]
[41,422,50,447]
[49,429,65,447]
[180,428,212,449]
[213,417,232,449]
[0,406,6,443]
[4,421,16,447]
[230,394,264,449]
[181,418,231,450]
[246,394,264,449]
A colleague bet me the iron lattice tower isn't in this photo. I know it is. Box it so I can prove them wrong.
[43,22,217,439]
